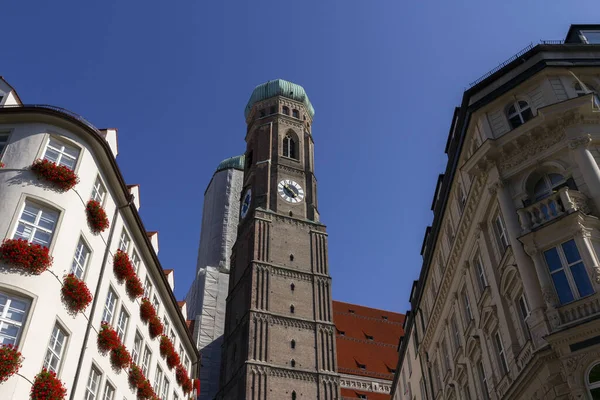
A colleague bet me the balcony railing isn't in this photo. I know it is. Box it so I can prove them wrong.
[517,188,590,233]
[558,293,600,326]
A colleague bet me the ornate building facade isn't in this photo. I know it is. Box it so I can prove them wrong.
[391,25,600,400]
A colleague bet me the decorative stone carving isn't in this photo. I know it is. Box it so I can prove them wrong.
[568,134,592,150]
[499,128,565,172]
[541,286,559,308]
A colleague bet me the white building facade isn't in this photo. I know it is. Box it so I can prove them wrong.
[392,25,600,400]
[0,78,198,399]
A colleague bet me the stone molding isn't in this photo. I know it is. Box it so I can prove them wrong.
[276,163,305,177]
[568,134,592,150]
[338,373,392,394]
[269,314,314,330]
[254,262,313,281]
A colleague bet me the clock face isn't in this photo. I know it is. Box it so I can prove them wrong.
[240,189,252,219]
[278,180,304,203]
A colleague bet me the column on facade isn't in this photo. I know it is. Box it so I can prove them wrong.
[574,227,600,288]
[569,134,600,213]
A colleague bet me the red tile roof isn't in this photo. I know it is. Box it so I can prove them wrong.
[147,231,158,237]
[177,301,186,308]
[341,388,391,400]
[333,301,404,384]
[163,269,173,276]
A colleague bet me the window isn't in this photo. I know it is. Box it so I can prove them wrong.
[292,109,300,118]
[494,331,509,375]
[357,395,366,400]
[282,134,297,159]
[291,359,296,367]
[91,176,107,205]
[532,173,565,202]
[292,391,297,400]
[581,30,600,44]
[544,239,594,305]
[132,332,143,365]
[43,138,80,170]
[588,362,600,398]
[154,366,163,393]
[143,277,153,299]
[506,100,533,129]
[282,106,290,115]
[446,224,455,249]
[116,307,129,342]
[102,288,118,324]
[163,318,170,337]
[152,295,160,314]
[119,230,131,252]
[141,345,152,376]
[102,382,115,400]
[365,334,374,341]
[0,292,30,345]
[477,361,489,400]
[43,323,68,373]
[290,305,295,314]
[474,253,487,293]
[14,201,59,247]
[131,250,141,274]
[290,282,295,291]
[170,329,175,343]
[458,183,467,213]
[517,294,531,339]
[71,238,91,279]
[413,329,419,355]
[184,355,190,374]
[161,377,169,399]
[574,81,598,96]
[0,132,9,156]
[462,289,473,323]
[357,361,366,370]
[451,315,460,351]
[291,340,296,349]
[179,344,184,359]
[85,366,102,400]
[442,340,450,372]
[174,393,180,400]
[493,213,509,253]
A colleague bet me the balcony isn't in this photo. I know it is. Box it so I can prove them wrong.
[558,292,600,326]
[517,188,590,233]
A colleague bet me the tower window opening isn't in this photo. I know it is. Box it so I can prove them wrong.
[270,106,276,114]
[290,254,294,261]
[291,340,296,349]
[292,391,297,400]
[290,283,295,292]
[246,151,253,169]
[292,109,300,118]
[283,106,290,115]
[260,109,266,117]
[283,134,297,159]
[290,305,295,314]
[506,100,533,129]
[291,359,296,367]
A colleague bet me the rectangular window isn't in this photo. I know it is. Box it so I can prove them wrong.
[161,377,169,399]
[116,307,129,342]
[517,294,531,339]
[474,253,488,293]
[43,323,68,373]
[184,355,190,374]
[131,250,141,274]
[14,201,59,247]
[494,331,509,375]
[143,277,153,299]
[154,366,163,393]
[85,366,102,400]
[170,329,176,343]
[442,340,450,372]
[152,294,160,314]
[71,238,91,279]
[451,315,460,351]
[43,138,80,170]
[102,288,118,324]
[0,292,30,345]
[581,30,600,44]
[407,346,412,375]
[102,382,115,400]
[493,213,509,253]
[163,318,170,338]
[141,345,152,376]
[462,289,473,323]
[119,230,131,253]
[132,332,143,365]
[91,176,107,205]
[0,132,9,156]
[544,239,594,305]
[477,361,490,400]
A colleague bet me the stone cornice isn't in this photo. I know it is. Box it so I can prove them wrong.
[245,361,340,382]
[339,373,392,394]
[254,261,317,282]
[250,309,336,329]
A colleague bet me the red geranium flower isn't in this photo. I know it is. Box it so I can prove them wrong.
[97,322,120,355]
[0,162,5,168]
[113,250,135,283]
[31,159,79,192]
[136,379,155,400]
[148,316,163,339]
[0,238,53,275]
[110,344,131,371]
[140,298,156,322]
[30,368,67,400]
[128,364,145,389]
[61,274,93,315]
[159,335,175,358]
[182,375,193,394]
[0,344,23,383]
[175,364,189,386]
[166,351,180,370]
[86,200,109,234]
[126,275,144,300]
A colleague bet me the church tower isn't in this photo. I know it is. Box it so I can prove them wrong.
[217,80,340,400]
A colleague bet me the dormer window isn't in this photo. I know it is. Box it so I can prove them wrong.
[292,109,300,118]
[282,106,290,115]
[283,134,297,159]
[507,100,533,129]
[365,334,374,341]
[357,362,366,370]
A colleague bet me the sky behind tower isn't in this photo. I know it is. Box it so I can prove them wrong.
[2,1,599,313]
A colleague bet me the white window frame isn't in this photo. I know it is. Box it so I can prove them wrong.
[544,239,595,304]
[143,277,153,299]
[493,213,509,254]
[102,381,115,400]
[71,237,91,279]
[132,331,143,365]
[42,137,80,170]
[13,200,59,247]
[85,365,102,400]
[118,230,131,253]
[0,132,10,158]
[494,331,509,375]
[184,355,190,374]
[474,253,488,293]
[161,376,170,399]
[141,345,152,376]
[152,294,160,314]
[154,366,163,393]
[91,175,107,205]
[517,294,531,339]
[0,292,30,345]
[477,361,490,400]
[102,288,118,325]
[131,250,141,274]
[116,307,129,342]
[43,322,68,374]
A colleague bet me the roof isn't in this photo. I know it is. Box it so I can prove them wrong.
[146,231,157,237]
[244,79,315,119]
[341,388,391,400]
[0,76,23,104]
[216,154,245,173]
[163,269,173,276]
[333,301,404,382]
[177,301,186,308]
[186,319,195,336]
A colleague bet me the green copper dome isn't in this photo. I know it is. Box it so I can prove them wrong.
[216,155,245,173]
[244,79,315,119]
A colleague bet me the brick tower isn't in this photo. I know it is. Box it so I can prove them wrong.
[217,79,340,400]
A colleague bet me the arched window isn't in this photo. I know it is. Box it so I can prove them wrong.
[506,100,533,129]
[290,282,295,292]
[291,340,296,349]
[283,134,297,159]
[575,81,598,96]
[292,109,300,118]
[290,305,295,314]
[292,391,297,400]
[588,362,600,398]
[532,173,565,201]
[282,106,290,115]
[290,359,296,367]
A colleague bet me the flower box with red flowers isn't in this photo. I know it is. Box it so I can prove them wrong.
[166,351,180,370]
[110,344,131,371]
[113,250,135,283]
[159,335,175,358]
[86,200,109,234]
[126,275,144,300]
[97,322,120,355]
[182,375,193,394]
[175,364,189,386]
[128,364,145,389]
[148,315,164,339]
[0,344,23,383]
[137,379,155,400]
[31,159,79,192]
[140,297,156,322]
[0,162,5,168]
[30,368,67,400]
[0,238,53,275]
[61,273,93,315]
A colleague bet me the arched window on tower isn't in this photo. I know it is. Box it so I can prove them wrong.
[292,109,300,118]
[291,339,296,349]
[506,100,533,129]
[290,359,296,367]
[283,134,297,159]
[290,305,295,314]
[282,106,290,115]
[292,391,297,400]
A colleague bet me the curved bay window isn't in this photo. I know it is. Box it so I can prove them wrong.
[283,134,297,159]
[589,363,600,399]
[506,100,534,129]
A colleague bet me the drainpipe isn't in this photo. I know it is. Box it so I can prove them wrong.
[69,195,133,399]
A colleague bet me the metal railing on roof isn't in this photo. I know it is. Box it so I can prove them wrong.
[0,104,101,134]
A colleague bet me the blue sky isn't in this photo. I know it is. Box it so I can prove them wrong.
[3,1,599,313]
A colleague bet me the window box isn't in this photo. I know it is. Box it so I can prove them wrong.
[30,368,67,400]
[159,335,176,359]
[0,344,23,383]
[61,273,93,315]
[140,297,157,322]
[137,378,155,399]
[113,250,135,283]
[30,159,79,192]
[109,343,131,371]
[148,315,164,339]
[86,200,109,234]
[125,275,144,300]
[176,364,191,392]
[97,322,120,355]
[0,238,53,275]
[128,364,145,389]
